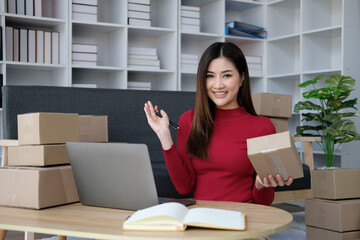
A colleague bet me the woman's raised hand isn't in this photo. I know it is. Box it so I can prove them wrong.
[144,101,173,150]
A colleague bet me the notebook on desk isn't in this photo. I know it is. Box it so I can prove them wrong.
[66,142,195,210]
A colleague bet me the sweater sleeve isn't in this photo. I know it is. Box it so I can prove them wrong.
[251,117,276,205]
[162,111,196,196]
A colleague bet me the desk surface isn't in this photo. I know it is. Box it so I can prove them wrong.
[0,201,292,240]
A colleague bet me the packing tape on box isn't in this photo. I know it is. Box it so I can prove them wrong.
[261,148,289,180]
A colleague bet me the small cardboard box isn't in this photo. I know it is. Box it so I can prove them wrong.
[305,198,360,232]
[306,226,360,240]
[311,168,360,200]
[8,144,69,166]
[252,93,292,118]
[0,165,79,209]
[269,117,289,133]
[79,115,108,142]
[247,131,303,180]
[18,112,80,145]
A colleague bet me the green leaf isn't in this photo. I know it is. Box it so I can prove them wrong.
[325,75,340,89]
[298,75,324,88]
[294,101,322,112]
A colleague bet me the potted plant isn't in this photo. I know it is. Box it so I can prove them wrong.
[294,74,360,199]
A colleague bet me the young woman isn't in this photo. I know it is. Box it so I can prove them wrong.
[144,42,293,205]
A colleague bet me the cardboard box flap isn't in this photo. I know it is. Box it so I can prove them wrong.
[247,131,292,155]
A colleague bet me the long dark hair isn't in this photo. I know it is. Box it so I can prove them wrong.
[186,42,257,160]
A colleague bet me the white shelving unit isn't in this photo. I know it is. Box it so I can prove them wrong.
[0,0,359,163]
[266,0,360,164]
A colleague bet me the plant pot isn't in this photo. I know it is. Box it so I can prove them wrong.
[311,168,360,200]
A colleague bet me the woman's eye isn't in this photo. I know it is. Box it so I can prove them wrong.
[224,74,232,78]
[206,74,214,78]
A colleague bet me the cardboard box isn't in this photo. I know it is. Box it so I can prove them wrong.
[247,131,303,180]
[269,117,289,133]
[306,226,360,240]
[18,112,80,145]
[252,93,292,118]
[0,165,79,209]
[79,115,108,142]
[8,144,69,166]
[305,198,360,232]
[311,168,360,200]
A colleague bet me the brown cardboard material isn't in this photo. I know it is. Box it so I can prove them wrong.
[305,198,360,232]
[306,226,360,240]
[247,131,303,180]
[0,165,79,209]
[8,144,69,166]
[311,168,360,200]
[251,93,292,118]
[18,112,80,145]
[269,117,289,133]
[79,115,108,142]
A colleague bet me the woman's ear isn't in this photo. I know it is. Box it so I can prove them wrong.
[240,73,245,86]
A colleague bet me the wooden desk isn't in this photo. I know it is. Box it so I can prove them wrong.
[0,201,292,240]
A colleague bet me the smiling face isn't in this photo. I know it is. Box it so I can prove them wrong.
[206,57,245,110]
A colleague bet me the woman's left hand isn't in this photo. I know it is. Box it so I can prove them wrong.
[255,174,293,190]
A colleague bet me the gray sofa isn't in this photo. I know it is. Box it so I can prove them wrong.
[1,85,310,199]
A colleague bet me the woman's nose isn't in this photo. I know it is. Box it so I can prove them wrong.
[213,76,224,88]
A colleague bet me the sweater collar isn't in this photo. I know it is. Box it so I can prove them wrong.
[214,107,249,120]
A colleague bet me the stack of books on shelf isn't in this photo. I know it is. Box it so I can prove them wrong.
[246,56,262,76]
[72,42,98,66]
[128,46,160,70]
[128,81,151,90]
[181,5,200,33]
[5,26,60,64]
[72,0,98,23]
[181,53,198,73]
[6,0,42,16]
[128,0,151,27]
[225,21,267,39]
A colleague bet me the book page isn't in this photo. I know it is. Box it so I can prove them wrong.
[183,208,246,230]
[124,202,188,224]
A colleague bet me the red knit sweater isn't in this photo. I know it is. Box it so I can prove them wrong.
[163,107,276,206]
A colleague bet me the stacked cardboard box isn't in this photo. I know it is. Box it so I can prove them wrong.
[0,112,80,209]
[306,169,360,239]
[128,0,151,27]
[251,92,292,133]
[181,5,200,33]
[0,113,109,209]
[72,0,98,23]
[72,42,98,66]
[247,93,303,181]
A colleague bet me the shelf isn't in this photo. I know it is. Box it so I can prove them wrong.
[72,22,124,33]
[5,14,66,28]
[6,62,65,70]
[127,69,175,74]
[72,66,125,72]
[128,27,175,38]
[302,25,342,38]
[226,0,263,11]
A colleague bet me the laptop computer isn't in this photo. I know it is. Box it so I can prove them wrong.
[66,142,195,210]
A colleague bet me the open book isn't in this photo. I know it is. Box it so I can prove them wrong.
[123,202,246,231]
